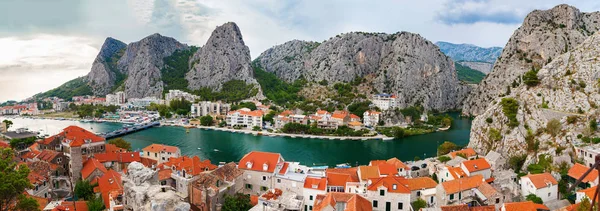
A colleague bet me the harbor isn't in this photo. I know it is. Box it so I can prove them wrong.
[98,121,160,139]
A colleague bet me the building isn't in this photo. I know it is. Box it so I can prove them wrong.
[372,94,400,110]
[576,186,598,204]
[190,101,231,117]
[439,166,467,183]
[165,89,198,103]
[520,173,558,203]
[190,162,244,211]
[568,163,599,189]
[366,177,411,211]
[106,91,126,105]
[81,158,108,181]
[160,155,217,198]
[500,201,550,211]
[348,121,363,130]
[238,151,286,195]
[50,201,89,211]
[325,167,360,193]
[25,161,53,199]
[249,188,304,211]
[303,177,327,211]
[226,108,264,128]
[363,110,381,127]
[331,111,351,126]
[96,170,124,211]
[575,145,600,168]
[273,162,309,196]
[128,97,163,108]
[312,192,372,211]
[437,175,487,206]
[122,162,189,210]
[449,148,478,159]
[460,158,492,180]
[274,110,309,129]
[93,151,140,172]
[141,144,181,164]
[52,101,70,111]
[484,151,506,170]
[385,158,410,177]
[402,177,438,205]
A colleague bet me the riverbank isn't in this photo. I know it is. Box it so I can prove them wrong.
[191,125,395,141]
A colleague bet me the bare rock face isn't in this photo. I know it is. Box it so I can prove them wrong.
[458,61,494,74]
[186,22,259,92]
[255,32,470,111]
[463,4,600,116]
[468,31,600,169]
[124,162,190,211]
[119,33,188,99]
[87,37,126,96]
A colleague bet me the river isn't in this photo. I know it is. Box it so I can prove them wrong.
[1,112,471,166]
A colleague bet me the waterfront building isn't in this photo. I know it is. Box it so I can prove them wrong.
[226,108,264,128]
[159,155,217,198]
[141,143,181,164]
[363,110,381,127]
[127,97,163,108]
[52,101,70,111]
[331,110,351,126]
[273,110,308,129]
[238,151,285,195]
[190,162,244,211]
[325,167,360,193]
[106,91,126,105]
[312,192,372,211]
[190,101,231,117]
[165,89,198,103]
[386,158,411,178]
[520,173,558,203]
[372,94,400,110]
[0,105,27,115]
[302,177,327,211]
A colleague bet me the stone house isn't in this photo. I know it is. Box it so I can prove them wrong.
[141,143,181,164]
[81,158,108,181]
[366,177,411,211]
[460,158,492,180]
[485,151,506,170]
[238,151,285,195]
[189,162,244,211]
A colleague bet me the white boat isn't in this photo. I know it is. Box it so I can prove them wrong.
[197,148,201,150]
[213,149,219,152]
[336,163,351,168]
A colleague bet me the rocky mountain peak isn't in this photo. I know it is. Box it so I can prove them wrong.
[86,37,127,96]
[97,37,126,61]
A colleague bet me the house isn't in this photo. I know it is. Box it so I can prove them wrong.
[190,101,231,117]
[363,110,381,127]
[326,167,360,193]
[520,173,558,203]
[313,192,372,211]
[250,188,304,211]
[372,94,400,110]
[575,145,600,168]
[331,111,351,126]
[369,160,399,177]
[141,143,181,164]
[386,158,410,177]
[51,201,89,211]
[348,121,363,130]
[436,175,487,206]
[238,151,285,194]
[350,114,361,122]
[96,170,123,211]
[358,165,381,182]
[484,151,506,170]
[93,151,140,172]
[226,108,264,128]
[303,177,327,211]
[274,110,309,129]
[576,186,598,203]
[402,177,438,205]
[25,161,52,199]
[568,163,599,188]
[81,158,107,181]
[439,166,467,182]
[366,177,411,211]
[160,155,217,198]
[165,89,198,103]
[190,162,244,211]
[500,201,550,211]
[274,162,309,195]
[449,148,478,159]
[460,158,492,180]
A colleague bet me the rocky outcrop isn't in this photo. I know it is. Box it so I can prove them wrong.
[436,41,502,64]
[119,33,188,99]
[87,37,126,96]
[123,162,190,211]
[256,32,470,111]
[463,4,600,116]
[186,22,259,92]
[468,30,600,169]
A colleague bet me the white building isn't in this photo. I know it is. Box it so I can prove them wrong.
[238,151,285,195]
[520,173,558,203]
[372,94,400,110]
[460,158,492,180]
[165,89,198,103]
[575,145,600,168]
[128,97,163,108]
[106,91,125,105]
[366,177,411,211]
[226,108,264,128]
[52,101,70,111]
[363,110,381,127]
[302,177,327,211]
[190,101,231,117]
[140,144,181,164]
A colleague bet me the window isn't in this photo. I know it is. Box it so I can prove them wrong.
[155,153,157,157]
[398,202,403,210]
[147,152,150,156]
[373,200,378,208]
[245,184,253,190]
[162,157,165,160]
[309,206,312,210]
[459,192,462,199]
[277,178,281,183]
[310,195,313,200]
[417,191,421,196]
[380,189,385,196]
[57,158,62,163]
[450,194,454,200]
[548,192,551,197]
[496,198,500,203]
[392,184,397,190]
[262,176,267,181]
[261,186,268,191]
[305,205,307,211]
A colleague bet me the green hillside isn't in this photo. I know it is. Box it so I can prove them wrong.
[456,63,485,84]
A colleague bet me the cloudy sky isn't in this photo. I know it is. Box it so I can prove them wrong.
[1,0,600,102]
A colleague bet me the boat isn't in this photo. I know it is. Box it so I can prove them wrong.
[438,126,451,131]
[310,166,328,170]
[197,148,201,150]
[335,163,351,168]
[213,149,219,152]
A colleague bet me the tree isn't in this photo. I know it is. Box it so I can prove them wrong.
[411,198,427,211]
[577,197,598,211]
[74,180,96,200]
[526,194,543,204]
[200,115,214,126]
[2,120,12,130]
[14,195,40,211]
[108,138,131,151]
[222,193,253,211]
[590,119,598,132]
[509,155,527,173]
[500,98,520,128]
[0,148,34,211]
[438,156,451,163]
[86,195,105,211]
[546,119,562,137]
[523,68,540,87]
[437,141,459,156]
[169,98,192,116]
[252,126,261,131]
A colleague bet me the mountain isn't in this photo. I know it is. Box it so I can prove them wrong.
[435,41,502,63]
[462,4,600,116]
[86,37,127,95]
[254,32,471,112]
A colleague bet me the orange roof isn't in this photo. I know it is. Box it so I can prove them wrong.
[163,155,217,176]
[358,166,380,181]
[158,169,172,181]
[386,158,409,170]
[28,171,47,185]
[449,148,477,158]
[313,192,372,211]
[331,113,347,119]
[350,114,360,119]
[279,110,293,116]
[238,151,282,173]
[522,173,558,189]
[403,177,438,190]
[97,170,123,209]
[365,110,381,115]
[304,177,327,191]
[327,172,353,188]
[568,163,598,183]
[441,175,484,194]
[279,162,290,175]
[448,166,467,179]
[229,109,264,117]
[21,150,40,160]
[50,126,105,147]
[377,163,398,176]
[142,143,179,153]
[140,157,157,168]
[577,186,599,202]
[316,110,329,115]
[36,150,60,161]
[250,195,259,206]
[105,143,126,153]
[369,160,386,166]
[52,201,89,211]
[28,194,49,211]
[94,152,140,163]
[327,167,359,183]
[367,177,411,193]
[81,158,107,180]
[348,121,362,126]
[503,201,550,211]
[440,205,495,211]
[462,158,491,173]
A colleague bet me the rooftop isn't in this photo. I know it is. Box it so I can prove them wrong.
[502,201,550,211]
[522,173,558,189]
[142,143,179,153]
[449,148,477,159]
[568,163,598,183]
[313,192,372,211]
[441,175,484,194]
[238,151,283,173]
[461,158,491,173]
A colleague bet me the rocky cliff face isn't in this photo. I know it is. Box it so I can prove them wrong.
[118,33,188,99]
[86,37,127,96]
[186,22,259,92]
[463,4,600,116]
[468,29,600,169]
[458,61,494,74]
[436,41,502,64]
[256,32,470,111]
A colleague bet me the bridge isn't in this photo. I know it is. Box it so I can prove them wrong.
[99,121,160,139]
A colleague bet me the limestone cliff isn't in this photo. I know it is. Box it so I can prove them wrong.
[255,32,470,111]
[86,37,127,96]
[463,4,600,116]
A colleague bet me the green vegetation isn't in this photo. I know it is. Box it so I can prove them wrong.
[169,98,192,116]
[108,138,132,151]
[523,68,540,87]
[455,63,485,84]
[438,156,451,163]
[526,194,543,204]
[437,141,460,156]
[263,110,277,124]
[105,48,127,92]
[147,103,171,118]
[567,116,579,124]
[485,117,493,124]
[488,128,502,142]
[74,180,96,200]
[200,115,214,126]
[161,47,199,92]
[222,193,253,211]
[35,77,93,100]
[546,119,562,137]
[281,123,369,137]
[427,114,453,128]
[509,154,527,173]
[500,98,519,128]
[73,104,120,118]
[231,102,257,111]
[194,80,259,102]
[526,154,552,174]
[253,64,306,105]
[0,148,40,211]
[590,118,598,131]
[86,195,105,211]
[347,101,372,118]
[9,137,37,150]
[400,106,424,122]
[2,120,12,130]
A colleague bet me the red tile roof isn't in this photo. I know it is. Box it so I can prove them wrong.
[228,109,264,117]
[36,150,60,161]
[105,143,126,153]
[163,155,217,176]
[350,114,360,120]
[158,169,172,181]
[403,177,438,190]
[327,167,359,183]
[81,158,107,180]
[304,177,327,191]
[358,165,380,181]
[97,170,123,210]
[52,201,89,211]
[577,186,599,202]
[51,126,105,147]
[140,157,157,168]
[238,151,282,173]
[449,148,477,158]
[503,201,550,211]
[94,152,140,163]
[448,166,467,179]
[522,173,558,189]
[369,160,386,166]
[21,150,40,160]
[376,163,398,176]
[386,158,409,170]
[279,162,290,175]
[367,177,411,193]
[28,194,49,211]
[142,144,179,153]
[313,192,372,211]
[462,158,491,173]
[568,163,598,183]
[441,175,484,194]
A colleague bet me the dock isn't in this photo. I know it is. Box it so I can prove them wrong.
[99,121,160,139]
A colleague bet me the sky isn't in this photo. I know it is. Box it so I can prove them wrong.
[1,0,600,102]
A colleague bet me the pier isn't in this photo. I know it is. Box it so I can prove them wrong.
[99,121,160,139]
